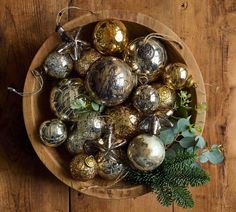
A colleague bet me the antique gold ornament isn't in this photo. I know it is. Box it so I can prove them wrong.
[127,134,165,171]
[93,19,128,55]
[39,119,67,147]
[86,57,136,106]
[70,154,97,181]
[124,37,167,83]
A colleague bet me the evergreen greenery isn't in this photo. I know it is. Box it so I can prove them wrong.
[125,151,210,208]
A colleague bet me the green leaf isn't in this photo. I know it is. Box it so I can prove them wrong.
[91,102,100,111]
[207,146,224,164]
[177,118,190,132]
[179,137,196,148]
[160,128,175,145]
[182,129,196,137]
[195,135,205,149]
[166,148,176,159]
[199,151,209,163]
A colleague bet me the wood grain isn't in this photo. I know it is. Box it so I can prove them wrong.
[0,0,235,211]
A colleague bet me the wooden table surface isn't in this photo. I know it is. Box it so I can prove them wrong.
[0,0,235,211]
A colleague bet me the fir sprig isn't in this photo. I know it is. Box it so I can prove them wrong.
[125,151,210,208]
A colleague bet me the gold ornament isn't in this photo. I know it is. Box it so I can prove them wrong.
[96,151,125,180]
[163,63,193,89]
[86,56,136,106]
[50,78,103,121]
[105,106,140,139]
[70,154,97,181]
[124,37,167,83]
[74,48,101,77]
[153,84,176,108]
[127,134,165,171]
[93,19,128,55]
[133,84,160,114]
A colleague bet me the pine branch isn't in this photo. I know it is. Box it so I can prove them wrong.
[172,187,194,208]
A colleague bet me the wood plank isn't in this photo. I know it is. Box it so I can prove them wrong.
[0,0,69,211]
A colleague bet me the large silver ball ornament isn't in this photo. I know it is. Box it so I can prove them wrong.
[44,51,73,79]
[124,37,167,83]
[39,119,67,147]
[86,56,136,106]
[133,84,160,114]
[127,134,165,171]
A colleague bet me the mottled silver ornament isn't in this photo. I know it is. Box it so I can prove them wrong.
[127,134,165,171]
[96,151,125,180]
[133,84,160,114]
[50,78,103,121]
[39,119,67,147]
[77,111,105,141]
[124,37,167,83]
[44,51,73,79]
[86,56,136,106]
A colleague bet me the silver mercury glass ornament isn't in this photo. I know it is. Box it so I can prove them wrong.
[124,36,167,83]
[39,119,67,147]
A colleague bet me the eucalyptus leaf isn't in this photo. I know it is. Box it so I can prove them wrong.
[160,128,175,145]
[179,137,196,148]
[182,129,196,137]
[177,118,190,132]
[195,135,205,149]
[91,102,100,111]
[199,151,209,163]
[207,147,224,164]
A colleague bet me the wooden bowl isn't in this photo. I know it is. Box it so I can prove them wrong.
[23,10,206,199]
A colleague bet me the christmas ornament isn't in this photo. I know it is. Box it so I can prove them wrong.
[86,56,136,106]
[70,154,97,181]
[39,119,67,147]
[124,37,167,83]
[83,140,100,156]
[77,111,105,140]
[66,129,86,155]
[163,63,193,89]
[127,134,165,171]
[50,78,103,121]
[93,19,128,55]
[96,151,125,180]
[153,84,176,108]
[43,51,73,79]
[133,84,160,114]
[105,106,140,139]
[74,48,101,77]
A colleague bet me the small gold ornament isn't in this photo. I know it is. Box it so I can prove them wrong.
[163,63,193,89]
[86,57,136,106]
[133,84,160,114]
[153,84,176,108]
[39,119,67,147]
[105,106,140,139]
[74,48,101,77]
[93,19,128,55]
[127,134,165,171]
[124,37,167,83]
[70,154,97,181]
[96,151,125,180]
[50,78,103,121]
[44,51,73,79]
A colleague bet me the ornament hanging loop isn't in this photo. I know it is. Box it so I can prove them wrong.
[7,68,44,97]
[144,33,183,50]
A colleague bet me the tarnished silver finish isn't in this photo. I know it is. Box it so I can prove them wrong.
[39,119,67,147]
[50,78,99,121]
[124,37,167,83]
[133,85,160,114]
[66,129,86,155]
[86,56,136,106]
[77,112,105,141]
[96,151,124,180]
[43,51,73,79]
[127,134,165,171]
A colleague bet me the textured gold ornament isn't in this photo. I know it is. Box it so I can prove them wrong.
[74,48,101,77]
[93,19,128,55]
[86,56,136,106]
[124,37,167,83]
[105,106,140,139]
[163,63,191,89]
[153,84,176,108]
[127,134,165,171]
[133,84,160,114]
[96,151,125,180]
[70,154,97,181]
